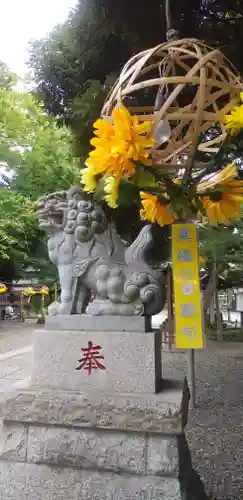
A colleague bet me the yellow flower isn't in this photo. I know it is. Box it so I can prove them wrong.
[111,105,154,164]
[224,93,243,135]
[23,287,35,297]
[173,177,182,185]
[198,163,243,225]
[201,194,242,225]
[81,166,97,193]
[198,163,243,198]
[92,118,114,139]
[0,283,7,293]
[82,104,154,194]
[197,163,240,193]
[104,177,119,208]
[40,286,49,296]
[140,192,174,227]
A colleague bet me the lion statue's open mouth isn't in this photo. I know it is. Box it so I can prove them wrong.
[36,192,67,231]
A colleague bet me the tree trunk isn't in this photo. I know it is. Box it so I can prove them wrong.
[215,290,223,339]
[203,273,215,314]
[240,312,243,328]
[227,290,232,322]
[209,299,215,326]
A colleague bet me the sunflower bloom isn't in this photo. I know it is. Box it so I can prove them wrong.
[197,163,238,193]
[140,192,174,227]
[82,104,154,194]
[224,93,243,135]
[198,163,243,225]
[201,194,242,225]
[104,177,119,208]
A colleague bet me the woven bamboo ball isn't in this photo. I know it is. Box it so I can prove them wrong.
[102,38,243,168]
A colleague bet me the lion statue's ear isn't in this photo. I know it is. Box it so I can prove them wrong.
[67,186,92,202]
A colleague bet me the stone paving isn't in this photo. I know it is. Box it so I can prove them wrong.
[0,320,39,391]
[1,321,243,498]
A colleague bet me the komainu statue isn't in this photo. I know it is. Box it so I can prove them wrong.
[36,187,165,316]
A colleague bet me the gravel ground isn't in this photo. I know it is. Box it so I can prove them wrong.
[163,345,243,500]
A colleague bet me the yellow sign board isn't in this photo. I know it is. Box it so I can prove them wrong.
[172,224,203,349]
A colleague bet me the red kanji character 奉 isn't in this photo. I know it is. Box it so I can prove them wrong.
[76,341,106,375]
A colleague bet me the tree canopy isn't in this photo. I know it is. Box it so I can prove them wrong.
[2,1,243,293]
[0,66,79,283]
[28,0,204,131]
[200,222,243,288]
[26,0,243,290]
[28,0,243,123]
[0,61,18,91]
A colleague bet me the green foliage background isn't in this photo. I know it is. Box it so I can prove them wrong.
[1,0,243,291]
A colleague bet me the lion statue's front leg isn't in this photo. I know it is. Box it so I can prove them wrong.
[85,265,145,316]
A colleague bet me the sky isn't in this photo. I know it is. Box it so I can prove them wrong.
[0,0,77,78]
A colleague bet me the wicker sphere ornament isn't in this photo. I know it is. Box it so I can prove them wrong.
[102,38,243,169]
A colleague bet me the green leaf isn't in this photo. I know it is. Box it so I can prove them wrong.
[117,181,140,207]
[94,177,105,201]
[132,171,157,188]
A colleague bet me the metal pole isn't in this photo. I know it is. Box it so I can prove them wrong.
[186,224,199,410]
[167,265,173,349]
[187,348,196,409]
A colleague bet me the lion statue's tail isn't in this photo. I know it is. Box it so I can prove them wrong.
[125,225,165,316]
[125,225,153,267]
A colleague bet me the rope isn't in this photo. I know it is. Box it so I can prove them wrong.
[154,0,179,111]
[165,0,171,31]
[165,0,179,41]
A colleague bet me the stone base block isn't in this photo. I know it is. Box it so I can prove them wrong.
[0,421,180,476]
[0,385,189,434]
[31,328,162,393]
[0,385,208,500]
[45,314,152,332]
[0,462,182,500]
[0,421,27,463]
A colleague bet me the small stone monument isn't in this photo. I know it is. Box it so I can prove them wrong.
[0,188,207,500]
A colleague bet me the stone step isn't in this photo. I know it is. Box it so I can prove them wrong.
[0,462,182,500]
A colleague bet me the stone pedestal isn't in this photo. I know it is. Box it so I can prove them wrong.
[0,320,208,500]
[45,314,152,332]
[31,327,162,393]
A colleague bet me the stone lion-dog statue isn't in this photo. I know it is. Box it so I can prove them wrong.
[36,187,165,316]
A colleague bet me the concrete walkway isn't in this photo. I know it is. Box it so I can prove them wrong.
[0,320,39,391]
